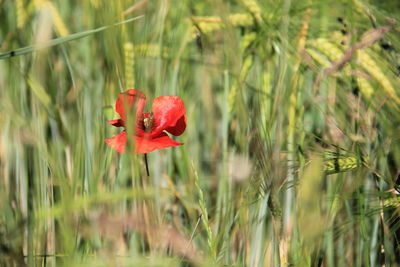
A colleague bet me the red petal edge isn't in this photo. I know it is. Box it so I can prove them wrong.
[165,114,186,136]
[105,131,127,153]
[136,133,183,154]
[105,132,183,154]
[150,95,186,137]
[115,89,146,121]
[108,119,125,127]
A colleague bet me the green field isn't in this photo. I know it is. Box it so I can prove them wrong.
[1,0,400,266]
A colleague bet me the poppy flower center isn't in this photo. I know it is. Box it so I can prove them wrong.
[143,112,154,132]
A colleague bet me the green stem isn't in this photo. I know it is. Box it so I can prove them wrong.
[144,153,150,177]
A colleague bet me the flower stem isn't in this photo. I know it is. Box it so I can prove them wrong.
[144,153,150,177]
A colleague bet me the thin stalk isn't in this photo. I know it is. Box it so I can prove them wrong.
[27,146,34,266]
[249,192,269,267]
[280,0,293,234]
[283,7,311,236]
[144,153,150,177]
[192,161,216,261]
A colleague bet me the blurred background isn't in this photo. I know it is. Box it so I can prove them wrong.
[1,0,400,266]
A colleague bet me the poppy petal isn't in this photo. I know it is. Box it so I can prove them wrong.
[165,114,186,136]
[108,119,124,127]
[105,131,127,153]
[115,89,146,121]
[136,133,183,154]
[105,132,182,154]
[150,95,186,137]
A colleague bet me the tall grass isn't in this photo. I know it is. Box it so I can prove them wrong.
[1,0,400,266]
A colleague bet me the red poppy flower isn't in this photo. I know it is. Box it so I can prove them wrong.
[105,89,186,154]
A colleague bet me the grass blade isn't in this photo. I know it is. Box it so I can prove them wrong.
[0,15,144,60]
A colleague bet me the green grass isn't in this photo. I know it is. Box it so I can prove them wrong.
[1,0,400,266]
